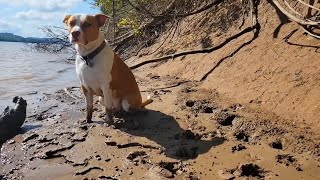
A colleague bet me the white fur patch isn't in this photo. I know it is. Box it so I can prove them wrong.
[75,33,114,111]
[80,14,87,22]
[69,14,85,44]
[122,99,130,112]
[99,96,104,106]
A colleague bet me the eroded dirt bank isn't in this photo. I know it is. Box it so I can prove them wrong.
[1,74,319,179]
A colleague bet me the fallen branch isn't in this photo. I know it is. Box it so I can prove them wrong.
[297,0,320,12]
[283,0,302,17]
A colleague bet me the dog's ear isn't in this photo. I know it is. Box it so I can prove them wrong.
[63,15,71,24]
[95,14,110,27]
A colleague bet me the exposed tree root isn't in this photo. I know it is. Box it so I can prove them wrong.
[199,24,260,81]
[284,29,320,51]
[130,25,259,70]
[200,0,261,81]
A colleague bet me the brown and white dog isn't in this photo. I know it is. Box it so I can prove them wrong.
[63,14,153,123]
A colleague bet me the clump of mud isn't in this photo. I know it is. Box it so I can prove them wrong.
[237,163,265,178]
[276,154,302,171]
[219,163,266,180]
[127,151,149,165]
[231,144,246,153]
[270,140,284,150]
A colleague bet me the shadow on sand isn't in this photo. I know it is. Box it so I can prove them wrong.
[112,109,225,160]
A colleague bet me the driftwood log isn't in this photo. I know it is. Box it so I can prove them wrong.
[0,96,27,144]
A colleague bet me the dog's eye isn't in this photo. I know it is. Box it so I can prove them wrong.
[82,22,92,28]
[69,20,76,27]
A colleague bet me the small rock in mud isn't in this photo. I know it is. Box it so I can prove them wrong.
[203,106,213,113]
[0,96,27,143]
[8,140,15,144]
[185,100,195,107]
[150,166,173,178]
[218,169,235,180]
[270,140,283,150]
[231,144,246,153]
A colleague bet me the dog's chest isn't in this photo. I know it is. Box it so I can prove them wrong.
[75,48,114,93]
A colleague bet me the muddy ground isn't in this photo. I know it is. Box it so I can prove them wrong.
[1,74,319,180]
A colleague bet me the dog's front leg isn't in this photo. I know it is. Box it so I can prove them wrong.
[102,88,113,123]
[82,85,93,123]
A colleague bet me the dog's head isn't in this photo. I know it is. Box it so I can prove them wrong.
[63,14,109,45]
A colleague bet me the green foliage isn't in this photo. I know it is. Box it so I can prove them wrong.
[118,18,141,35]
[94,0,124,15]
[92,0,152,38]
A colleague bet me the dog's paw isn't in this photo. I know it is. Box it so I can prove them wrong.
[98,112,106,118]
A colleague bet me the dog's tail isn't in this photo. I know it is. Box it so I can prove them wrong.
[141,95,153,107]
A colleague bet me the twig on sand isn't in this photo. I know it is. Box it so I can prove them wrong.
[140,80,191,92]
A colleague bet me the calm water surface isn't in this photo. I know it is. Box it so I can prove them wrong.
[0,42,77,109]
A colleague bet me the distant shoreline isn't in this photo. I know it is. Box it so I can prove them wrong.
[0,32,64,44]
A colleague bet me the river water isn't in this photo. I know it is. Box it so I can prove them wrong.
[0,42,78,110]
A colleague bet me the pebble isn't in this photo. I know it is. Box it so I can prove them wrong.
[218,169,235,180]
[8,140,15,144]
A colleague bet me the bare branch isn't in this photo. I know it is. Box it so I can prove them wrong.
[271,0,319,26]
[297,0,320,12]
